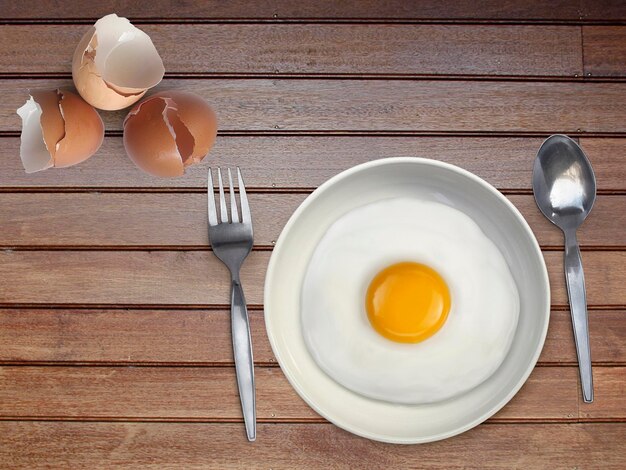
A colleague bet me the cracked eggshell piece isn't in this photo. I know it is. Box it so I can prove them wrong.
[55,90,106,167]
[16,97,53,173]
[72,14,165,111]
[123,91,218,177]
[16,89,104,173]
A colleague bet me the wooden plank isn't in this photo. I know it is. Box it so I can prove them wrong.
[582,1,626,22]
[539,309,626,365]
[3,79,626,133]
[2,136,624,191]
[0,309,276,365]
[1,193,623,248]
[0,308,622,366]
[579,367,626,419]
[0,366,317,421]
[1,309,623,366]
[512,195,625,247]
[0,366,579,421]
[0,422,624,469]
[0,24,582,77]
[544,251,626,306]
[0,250,623,306]
[578,138,626,191]
[583,26,626,77]
[0,1,584,21]
[0,193,294,248]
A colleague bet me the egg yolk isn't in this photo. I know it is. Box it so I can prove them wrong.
[366,262,451,343]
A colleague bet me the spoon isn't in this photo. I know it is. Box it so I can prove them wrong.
[533,134,596,403]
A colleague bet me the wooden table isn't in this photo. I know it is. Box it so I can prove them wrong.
[1,1,625,468]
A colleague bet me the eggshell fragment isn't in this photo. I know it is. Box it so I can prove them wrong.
[30,90,65,156]
[159,91,219,165]
[55,91,106,168]
[72,14,165,110]
[16,89,104,173]
[16,97,52,173]
[123,91,218,177]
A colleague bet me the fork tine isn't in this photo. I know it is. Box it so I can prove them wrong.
[237,167,251,224]
[228,168,240,223]
[217,167,229,223]
[207,168,218,226]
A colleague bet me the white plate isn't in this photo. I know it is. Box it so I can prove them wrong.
[264,158,550,444]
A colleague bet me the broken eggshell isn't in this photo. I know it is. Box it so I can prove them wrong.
[72,13,165,111]
[16,89,104,173]
[123,91,218,177]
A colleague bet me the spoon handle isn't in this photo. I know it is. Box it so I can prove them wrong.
[564,229,594,403]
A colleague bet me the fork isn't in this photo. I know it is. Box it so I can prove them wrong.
[207,167,256,442]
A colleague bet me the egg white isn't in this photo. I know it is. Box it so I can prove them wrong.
[301,197,520,405]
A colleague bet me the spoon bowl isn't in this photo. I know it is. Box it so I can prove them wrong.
[533,135,596,230]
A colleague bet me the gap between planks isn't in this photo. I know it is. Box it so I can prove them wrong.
[1,188,625,196]
[0,417,622,424]
[0,362,622,368]
[0,246,622,252]
[0,304,622,310]
[2,19,626,26]
[3,131,626,138]
[2,74,626,82]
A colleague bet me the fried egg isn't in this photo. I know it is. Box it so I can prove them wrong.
[301,197,519,404]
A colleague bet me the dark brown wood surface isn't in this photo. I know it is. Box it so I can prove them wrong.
[1,308,624,366]
[2,136,626,190]
[0,24,583,77]
[0,250,624,306]
[4,79,626,133]
[0,423,625,469]
[0,193,624,248]
[0,1,624,468]
[583,27,626,76]
[2,1,625,22]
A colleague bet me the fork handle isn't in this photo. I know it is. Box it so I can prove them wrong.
[564,229,593,403]
[231,277,256,441]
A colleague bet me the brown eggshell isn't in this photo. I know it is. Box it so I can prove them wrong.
[72,27,147,111]
[123,97,185,177]
[123,92,218,178]
[29,90,65,157]
[16,89,104,173]
[71,14,164,111]
[151,91,218,164]
[164,103,196,161]
[54,90,105,167]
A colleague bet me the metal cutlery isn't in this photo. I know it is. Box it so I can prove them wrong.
[532,135,596,403]
[208,167,256,440]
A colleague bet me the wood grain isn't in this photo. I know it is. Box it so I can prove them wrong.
[582,1,626,22]
[579,367,626,419]
[0,309,623,366]
[540,309,626,365]
[583,26,626,77]
[0,193,623,248]
[1,3,625,467]
[1,422,624,469]
[2,136,625,191]
[0,250,623,306]
[0,309,276,365]
[2,1,621,24]
[0,0,585,22]
[578,138,626,190]
[0,365,587,422]
[0,24,582,77]
[3,79,626,133]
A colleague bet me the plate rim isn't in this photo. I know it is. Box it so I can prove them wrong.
[264,157,551,444]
